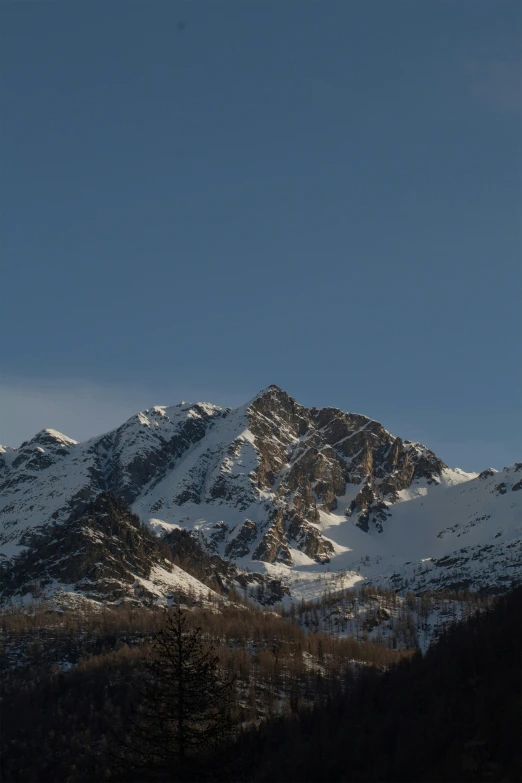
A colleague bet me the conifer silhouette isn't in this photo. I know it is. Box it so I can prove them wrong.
[117,604,236,781]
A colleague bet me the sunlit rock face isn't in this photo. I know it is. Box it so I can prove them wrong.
[3,385,519,605]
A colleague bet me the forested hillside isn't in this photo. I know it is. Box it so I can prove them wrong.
[1,586,520,782]
[232,586,522,783]
[0,599,406,783]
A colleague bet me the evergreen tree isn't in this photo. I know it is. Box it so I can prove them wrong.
[117,605,237,781]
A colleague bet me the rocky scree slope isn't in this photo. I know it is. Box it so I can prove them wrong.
[0,493,220,606]
[0,491,289,607]
[0,386,520,605]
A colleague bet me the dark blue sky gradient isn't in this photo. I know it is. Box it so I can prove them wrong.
[1,0,521,469]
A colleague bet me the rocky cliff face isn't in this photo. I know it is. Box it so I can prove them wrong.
[241,386,447,555]
[0,491,289,607]
[129,386,450,566]
[0,492,204,605]
[3,385,515,607]
[0,386,450,571]
[0,403,221,554]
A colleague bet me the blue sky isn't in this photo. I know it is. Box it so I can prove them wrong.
[1,0,520,470]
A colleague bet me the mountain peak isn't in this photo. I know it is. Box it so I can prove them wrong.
[247,384,294,410]
[250,384,285,400]
[37,428,77,446]
[16,428,78,450]
[1,388,520,606]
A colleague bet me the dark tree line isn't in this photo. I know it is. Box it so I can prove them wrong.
[2,587,519,782]
[1,600,407,782]
[229,585,522,782]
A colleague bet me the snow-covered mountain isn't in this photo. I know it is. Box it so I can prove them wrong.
[0,385,520,605]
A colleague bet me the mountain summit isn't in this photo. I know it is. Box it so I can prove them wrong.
[0,387,520,604]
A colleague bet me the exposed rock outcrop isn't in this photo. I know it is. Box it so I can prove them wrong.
[0,386,455,583]
[0,493,177,604]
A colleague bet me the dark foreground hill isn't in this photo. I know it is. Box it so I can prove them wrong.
[0,600,406,783]
[1,586,520,783]
[231,585,522,783]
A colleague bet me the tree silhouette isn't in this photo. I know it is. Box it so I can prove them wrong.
[117,604,237,781]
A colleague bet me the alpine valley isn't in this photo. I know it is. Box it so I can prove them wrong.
[1,385,520,611]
